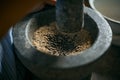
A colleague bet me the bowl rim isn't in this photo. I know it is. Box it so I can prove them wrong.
[88,0,120,24]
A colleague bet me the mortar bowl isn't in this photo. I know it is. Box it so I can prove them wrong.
[13,6,112,79]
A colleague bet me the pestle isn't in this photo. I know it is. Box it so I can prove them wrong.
[56,0,84,33]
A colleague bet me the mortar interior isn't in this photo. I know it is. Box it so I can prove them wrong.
[26,8,98,56]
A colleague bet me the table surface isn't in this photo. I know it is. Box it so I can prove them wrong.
[91,44,120,80]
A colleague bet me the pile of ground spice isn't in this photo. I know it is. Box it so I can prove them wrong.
[32,22,92,56]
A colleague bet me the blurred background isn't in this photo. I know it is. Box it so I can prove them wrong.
[94,0,120,21]
[0,0,44,24]
[0,0,44,37]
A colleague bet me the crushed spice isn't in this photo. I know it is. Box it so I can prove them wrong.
[32,22,92,56]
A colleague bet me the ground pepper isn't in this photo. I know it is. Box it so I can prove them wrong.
[32,22,92,56]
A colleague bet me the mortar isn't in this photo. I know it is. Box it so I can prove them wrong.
[13,1,112,80]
